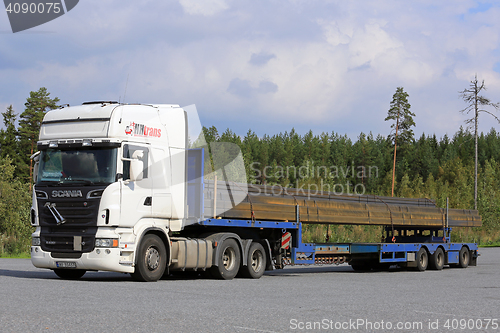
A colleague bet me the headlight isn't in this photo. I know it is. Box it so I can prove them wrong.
[95,238,118,248]
[32,237,41,246]
[87,189,104,199]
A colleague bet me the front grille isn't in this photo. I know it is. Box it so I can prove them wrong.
[36,185,104,227]
[36,185,103,253]
[38,200,99,226]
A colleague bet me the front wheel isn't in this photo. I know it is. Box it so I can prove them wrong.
[211,238,241,280]
[240,242,266,279]
[54,269,86,280]
[131,234,167,282]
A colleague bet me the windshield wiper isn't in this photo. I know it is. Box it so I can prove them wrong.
[64,179,95,185]
[93,180,111,185]
[38,180,64,186]
[39,179,103,186]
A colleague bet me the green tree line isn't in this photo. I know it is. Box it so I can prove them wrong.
[0,87,59,255]
[203,125,500,244]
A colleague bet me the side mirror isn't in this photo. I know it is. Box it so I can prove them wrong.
[31,151,41,183]
[130,159,144,181]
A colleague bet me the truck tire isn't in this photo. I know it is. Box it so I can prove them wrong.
[211,238,240,280]
[240,242,266,279]
[429,247,444,270]
[131,234,167,282]
[457,246,469,268]
[54,269,86,280]
[416,248,428,271]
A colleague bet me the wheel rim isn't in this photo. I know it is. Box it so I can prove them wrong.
[420,252,427,268]
[250,249,263,273]
[461,250,469,265]
[146,246,160,271]
[437,252,444,266]
[222,247,236,271]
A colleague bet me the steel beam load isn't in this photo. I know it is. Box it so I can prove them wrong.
[204,181,482,228]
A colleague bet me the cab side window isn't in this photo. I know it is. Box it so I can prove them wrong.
[123,144,149,180]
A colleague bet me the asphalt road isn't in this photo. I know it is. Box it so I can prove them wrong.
[1,248,499,333]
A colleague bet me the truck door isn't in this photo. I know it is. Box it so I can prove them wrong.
[120,144,152,226]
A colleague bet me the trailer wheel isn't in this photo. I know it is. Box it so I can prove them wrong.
[211,238,241,280]
[54,269,86,280]
[416,248,428,271]
[457,246,469,268]
[131,234,167,282]
[429,248,444,270]
[240,242,266,279]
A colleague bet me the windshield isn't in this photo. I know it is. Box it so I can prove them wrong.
[37,148,118,185]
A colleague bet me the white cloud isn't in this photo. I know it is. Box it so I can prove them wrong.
[319,19,353,46]
[179,0,229,16]
[1,0,500,138]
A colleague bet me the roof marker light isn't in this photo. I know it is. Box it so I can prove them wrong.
[82,139,93,147]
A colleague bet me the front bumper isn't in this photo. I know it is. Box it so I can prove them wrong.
[31,246,135,273]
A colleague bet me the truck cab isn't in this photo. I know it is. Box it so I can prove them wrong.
[31,102,190,280]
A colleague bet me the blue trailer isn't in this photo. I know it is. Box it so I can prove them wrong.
[196,215,478,274]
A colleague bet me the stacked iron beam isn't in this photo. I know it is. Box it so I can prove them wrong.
[204,181,481,227]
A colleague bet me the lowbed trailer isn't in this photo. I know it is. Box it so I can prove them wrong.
[30,102,479,281]
[198,218,477,271]
[188,148,478,273]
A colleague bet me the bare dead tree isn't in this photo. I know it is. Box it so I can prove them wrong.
[459,74,500,210]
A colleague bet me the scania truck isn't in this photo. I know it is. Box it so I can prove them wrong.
[30,102,480,281]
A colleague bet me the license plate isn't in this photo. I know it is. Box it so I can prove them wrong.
[56,261,77,268]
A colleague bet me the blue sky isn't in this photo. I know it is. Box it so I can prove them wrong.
[1,0,500,140]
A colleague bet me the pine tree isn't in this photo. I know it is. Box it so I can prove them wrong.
[385,87,415,196]
[242,129,260,183]
[202,125,220,144]
[282,131,295,183]
[259,135,270,184]
[289,128,302,167]
[0,105,22,171]
[18,87,60,181]
[353,132,372,187]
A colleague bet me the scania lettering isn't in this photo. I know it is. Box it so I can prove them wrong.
[30,102,480,281]
[51,190,83,198]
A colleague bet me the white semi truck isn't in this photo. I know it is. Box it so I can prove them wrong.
[30,102,479,281]
[31,101,264,281]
